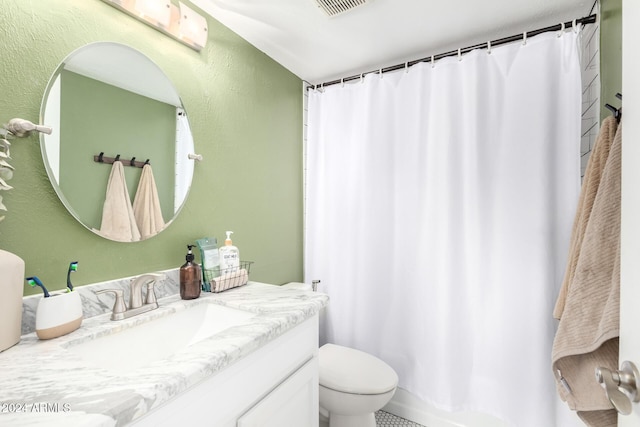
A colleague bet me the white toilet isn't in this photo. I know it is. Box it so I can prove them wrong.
[318,343,398,427]
[280,283,398,426]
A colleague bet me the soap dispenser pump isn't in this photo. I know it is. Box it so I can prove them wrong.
[180,245,201,300]
[219,231,240,274]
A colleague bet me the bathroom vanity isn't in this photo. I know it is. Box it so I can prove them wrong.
[0,282,328,426]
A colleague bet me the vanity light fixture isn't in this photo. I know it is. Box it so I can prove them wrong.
[100,0,208,52]
[178,2,208,49]
[134,0,172,27]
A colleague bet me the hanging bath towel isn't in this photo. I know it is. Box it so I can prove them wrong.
[553,116,618,319]
[133,164,165,240]
[94,161,141,242]
[552,123,621,427]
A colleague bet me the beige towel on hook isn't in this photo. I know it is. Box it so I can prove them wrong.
[94,161,141,242]
[553,116,619,320]
[133,164,165,240]
[551,124,621,427]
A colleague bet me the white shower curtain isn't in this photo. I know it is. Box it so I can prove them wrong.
[305,31,582,427]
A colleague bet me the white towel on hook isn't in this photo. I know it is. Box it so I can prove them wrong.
[94,161,141,242]
[133,164,165,239]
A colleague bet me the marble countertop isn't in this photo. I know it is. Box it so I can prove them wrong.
[0,282,328,427]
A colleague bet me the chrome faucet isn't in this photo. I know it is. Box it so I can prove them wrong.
[97,273,165,321]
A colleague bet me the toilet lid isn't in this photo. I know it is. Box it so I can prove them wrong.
[319,343,398,395]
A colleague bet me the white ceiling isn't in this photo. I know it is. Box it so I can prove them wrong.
[190,0,593,84]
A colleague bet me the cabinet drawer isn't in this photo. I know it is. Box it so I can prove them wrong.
[237,358,318,427]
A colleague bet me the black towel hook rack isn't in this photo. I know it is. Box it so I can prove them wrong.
[93,153,149,168]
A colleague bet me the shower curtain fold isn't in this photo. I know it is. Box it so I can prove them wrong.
[305,31,583,427]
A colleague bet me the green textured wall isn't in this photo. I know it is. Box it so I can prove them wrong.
[600,0,622,121]
[1,0,303,295]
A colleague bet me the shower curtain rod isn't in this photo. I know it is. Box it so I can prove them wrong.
[309,13,597,90]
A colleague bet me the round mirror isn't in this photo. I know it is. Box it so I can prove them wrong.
[40,42,194,242]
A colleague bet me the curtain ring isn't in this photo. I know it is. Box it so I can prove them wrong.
[572,19,579,34]
[379,68,383,79]
[431,55,435,68]
[360,73,364,83]
[341,78,344,88]
[487,40,491,54]
[522,31,527,46]
[405,62,409,73]
[458,48,462,61]
[557,22,565,37]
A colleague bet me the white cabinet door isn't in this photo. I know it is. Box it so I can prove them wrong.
[237,358,319,427]
[133,316,319,427]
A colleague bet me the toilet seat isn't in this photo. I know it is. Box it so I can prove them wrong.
[319,343,398,395]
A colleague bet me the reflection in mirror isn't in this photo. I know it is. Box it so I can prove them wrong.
[40,42,195,242]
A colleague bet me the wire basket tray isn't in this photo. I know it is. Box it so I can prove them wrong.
[203,261,253,293]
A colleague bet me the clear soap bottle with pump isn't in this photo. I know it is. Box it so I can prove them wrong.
[219,231,240,274]
[180,245,202,300]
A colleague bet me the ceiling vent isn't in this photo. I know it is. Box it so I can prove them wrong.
[314,0,370,17]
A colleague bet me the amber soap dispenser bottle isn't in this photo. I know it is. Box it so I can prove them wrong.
[180,244,202,300]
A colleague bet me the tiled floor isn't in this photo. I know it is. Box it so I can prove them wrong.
[319,410,426,427]
[375,410,426,427]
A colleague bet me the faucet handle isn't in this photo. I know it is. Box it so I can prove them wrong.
[146,281,157,305]
[97,289,127,320]
[129,273,166,309]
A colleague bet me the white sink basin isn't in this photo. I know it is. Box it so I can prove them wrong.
[66,302,256,373]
